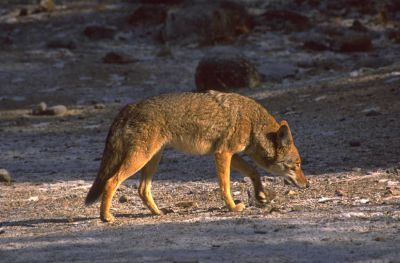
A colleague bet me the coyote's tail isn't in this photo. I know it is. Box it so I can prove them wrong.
[85,129,125,206]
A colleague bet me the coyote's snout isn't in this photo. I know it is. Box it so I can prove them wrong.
[85,91,308,222]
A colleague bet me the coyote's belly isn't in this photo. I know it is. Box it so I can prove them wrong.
[169,135,215,155]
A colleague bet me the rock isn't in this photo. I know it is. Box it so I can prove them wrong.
[94,103,105,109]
[47,40,77,50]
[0,169,11,184]
[46,105,67,116]
[258,10,310,32]
[128,5,167,26]
[350,20,368,33]
[195,54,261,92]
[352,167,362,172]
[119,195,129,203]
[102,52,136,64]
[160,207,175,214]
[362,107,382,117]
[318,197,340,203]
[164,1,253,45]
[287,190,297,196]
[19,8,29,16]
[28,196,39,202]
[335,190,345,196]
[175,201,198,208]
[349,140,361,147]
[332,32,373,52]
[39,0,56,12]
[374,236,385,242]
[303,39,329,51]
[387,29,400,44]
[84,25,116,40]
[358,198,370,204]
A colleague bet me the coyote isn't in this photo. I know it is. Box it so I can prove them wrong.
[85,91,308,222]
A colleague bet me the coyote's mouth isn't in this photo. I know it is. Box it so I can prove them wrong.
[284,175,308,189]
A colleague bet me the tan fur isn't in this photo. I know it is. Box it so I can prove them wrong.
[85,90,308,222]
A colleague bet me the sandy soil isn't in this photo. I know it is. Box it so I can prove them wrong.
[1,1,400,262]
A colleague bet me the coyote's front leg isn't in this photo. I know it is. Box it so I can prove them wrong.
[231,154,275,204]
[215,152,245,212]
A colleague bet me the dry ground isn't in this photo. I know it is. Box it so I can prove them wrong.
[1,1,400,262]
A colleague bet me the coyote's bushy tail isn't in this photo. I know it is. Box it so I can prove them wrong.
[85,129,125,206]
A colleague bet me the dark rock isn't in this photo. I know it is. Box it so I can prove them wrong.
[195,54,261,92]
[365,110,382,117]
[350,20,368,33]
[303,39,329,51]
[387,29,400,44]
[47,40,77,50]
[128,5,167,26]
[19,8,29,16]
[349,140,361,147]
[102,52,136,64]
[119,195,129,203]
[84,25,116,40]
[332,33,373,52]
[164,1,253,45]
[258,10,310,32]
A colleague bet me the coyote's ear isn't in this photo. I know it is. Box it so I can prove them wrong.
[277,120,293,148]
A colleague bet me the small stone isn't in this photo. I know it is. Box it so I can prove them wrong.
[175,201,198,208]
[314,95,327,102]
[119,195,129,203]
[352,167,362,172]
[359,198,370,204]
[84,25,116,40]
[46,105,67,116]
[387,181,399,187]
[94,103,105,109]
[349,140,361,147]
[335,190,345,196]
[303,40,329,51]
[28,196,39,202]
[287,190,297,196]
[0,169,11,184]
[47,40,77,50]
[160,207,175,214]
[365,110,382,117]
[19,8,29,16]
[32,102,47,115]
[254,230,267,234]
[233,191,241,196]
[374,236,385,242]
[39,0,56,12]
[102,52,136,64]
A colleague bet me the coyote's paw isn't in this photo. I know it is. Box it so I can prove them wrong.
[256,189,276,204]
[230,202,245,212]
[100,213,115,223]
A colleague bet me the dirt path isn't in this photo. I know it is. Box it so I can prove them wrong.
[1,1,400,262]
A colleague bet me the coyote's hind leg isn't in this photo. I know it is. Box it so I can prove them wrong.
[139,148,163,215]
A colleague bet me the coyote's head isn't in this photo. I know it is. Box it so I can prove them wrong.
[251,120,309,189]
